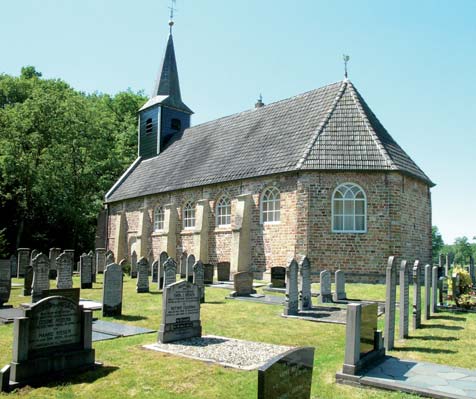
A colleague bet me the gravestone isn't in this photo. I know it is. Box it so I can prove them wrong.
[451,273,461,300]
[319,270,332,303]
[439,253,445,277]
[151,260,159,283]
[431,265,438,314]
[105,252,114,267]
[119,259,127,268]
[180,252,187,278]
[186,254,195,283]
[23,267,33,296]
[412,260,421,330]
[41,288,80,303]
[136,257,149,293]
[445,254,451,276]
[399,260,409,339]
[64,250,75,270]
[88,250,96,283]
[299,257,312,310]
[31,253,50,303]
[2,296,95,390]
[0,259,12,307]
[17,248,30,278]
[10,255,17,277]
[333,269,347,301]
[470,256,475,285]
[258,347,314,399]
[56,252,73,289]
[193,261,205,303]
[424,264,431,320]
[338,302,385,376]
[103,263,123,317]
[384,256,396,350]
[159,251,168,289]
[95,248,106,274]
[80,253,93,289]
[158,280,202,343]
[48,248,61,280]
[217,261,230,282]
[270,266,286,288]
[230,271,256,297]
[30,250,39,266]
[203,264,214,285]
[163,258,177,288]
[130,250,138,279]
[283,259,298,316]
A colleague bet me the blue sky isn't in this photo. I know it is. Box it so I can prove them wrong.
[2,0,475,244]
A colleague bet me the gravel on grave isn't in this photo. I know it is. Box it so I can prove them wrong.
[143,335,292,370]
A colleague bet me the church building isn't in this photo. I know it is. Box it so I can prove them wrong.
[104,21,434,283]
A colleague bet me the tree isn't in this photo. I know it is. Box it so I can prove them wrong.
[432,226,444,263]
[453,236,473,265]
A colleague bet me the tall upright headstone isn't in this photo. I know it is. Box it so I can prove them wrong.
[88,250,96,283]
[445,254,451,276]
[95,248,106,274]
[469,255,475,286]
[431,265,438,314]
[159,251,168,289]
[333,270,347,301]
[439,253,445,276]
[64,249,75,270]
[0,258,12,307]
[193,260,205,303]
[319,270,332,303]
[203,264,214,285]
[103,262,123,317]
[136,257,149,293]
[23,267,33,296]
[56,252,73,289]
[10,255,17,277]
[17,248,30,278]
[80,253,93,289]
[217,261,230,281]
[105,251,114,267]
[299,257,312,310]
[186,254,195,283]
[31,253,50,303]
[152,260,159,283]
[158,280,202,343]
[270,266,286,289]
[130,250,138,279]
[48,248,61,279]
[399,260,409,339]
[163,258,177,287]
[384,256,397,350]
[412,260,421,330]
[424,264,431,320]
[283,259,298,316]
[180,252,187,279]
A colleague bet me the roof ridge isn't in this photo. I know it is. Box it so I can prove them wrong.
[346,81,395,170]
[296,80,347,169]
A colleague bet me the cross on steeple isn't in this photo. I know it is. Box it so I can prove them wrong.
[343,54,350,79]
[168,0,177,33]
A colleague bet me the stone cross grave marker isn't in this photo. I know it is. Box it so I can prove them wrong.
[1,296,95,391]
[80,253,93,289]
[159,251,168,289]
[10,255,17,278]
[23,267,33,296]
[299,257,312,311]
[48,248,61,280]
[186,254,195,283]
[130,250,137,279]
[0,259,12,307]
[203,264,214,285]
[95,248,106,274]
[32,253,50,303]
[217,261,230,281]
[412,260,421,330]
[333,269,347,301]
[230,271,256,297]
[193,261,205,303]
[384,256,396,350]
[424,264,431,320]
[158,280,202,343]
[431,265,438,314]
[136,257,149,293]
[399,260,409,339]
[17,248,30,278]
[283,259,298,316]
[163,258,177,288]
[271,266,286,288]
[103,263,123,317]
[88,250,96,283]
[258,347,315,399]
[152,260,159,284]
[56,252,73,289]
[319,270,332,303]
[180,252,187,279]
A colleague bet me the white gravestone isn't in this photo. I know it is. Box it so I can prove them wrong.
[333,270,347,301]
[319,270,332,303]
[283,259,299,316]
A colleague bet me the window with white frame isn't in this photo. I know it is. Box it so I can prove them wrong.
[153,205,164,231]
[183,201,195,229]
[332,183,367,233]
[216,196,231,226]
[260,187,280,223]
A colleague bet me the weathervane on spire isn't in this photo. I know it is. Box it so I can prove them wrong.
[168,0,177,33]
[343,54,350,79]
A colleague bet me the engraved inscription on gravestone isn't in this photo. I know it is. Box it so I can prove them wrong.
[103,263,123,317]
[136,257,149,293]
[0,259,12,307]
[56,252,73,289]
[193,261,205,303]
[32,254,50,303]
[80,253,93,289]
[163,258,177,288]
[17,248,30,278]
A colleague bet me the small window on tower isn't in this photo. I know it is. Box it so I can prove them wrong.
[171,118,181,131]
[145,118,153,135]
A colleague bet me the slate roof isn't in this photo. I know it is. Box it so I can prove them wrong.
[106,80,433,203]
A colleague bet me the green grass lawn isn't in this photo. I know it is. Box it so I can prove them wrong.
[0,275,473,398]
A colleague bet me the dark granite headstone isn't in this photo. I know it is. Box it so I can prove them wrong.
[103,263,123,317]
[151,260,159,283]
[230,271,256,297]
[23,267,33,296]
[88,250,96,283]
[136,257,149,293]
[80,253,93,289]
[271,266,286,288]
[158,280,202,343]
[41,288,80,303]
[258,347,314,399]
[0,259,12,307]
[180,252,187,279]
[17,248,30,278]
[95,248,106,274]
[159,251,168,289]
[193,261,205,303]
[10,255,17,278]
[203,264,214,285]
[217,262,230,281]
[186,254,195,283]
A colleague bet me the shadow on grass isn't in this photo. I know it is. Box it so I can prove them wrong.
[421,324,464,331]
[204,301,226,305]
[395,346,457,354]
[407,335,458,342]
[113,314,147,322]
[431,315,466,322]
[146,291,162,295]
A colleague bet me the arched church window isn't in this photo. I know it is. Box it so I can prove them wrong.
[154,205,164,231]
[216,196,231,226]
[260,187,280,224]
[332,183,367,233]
[183,201,195,229]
